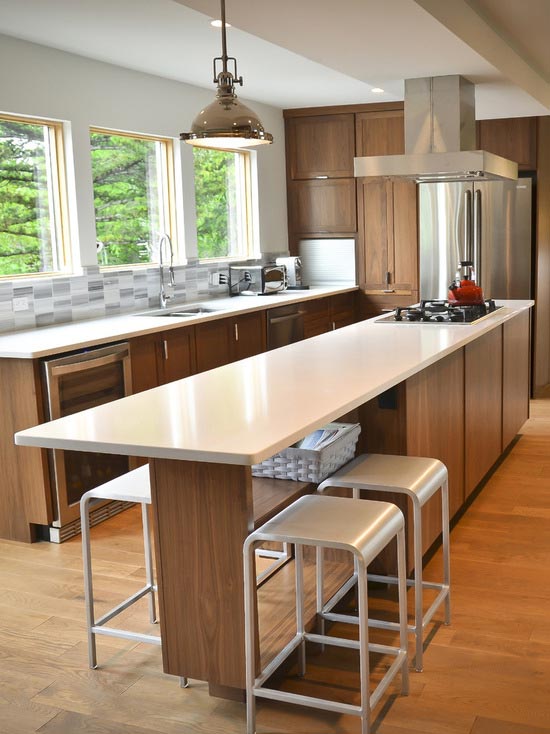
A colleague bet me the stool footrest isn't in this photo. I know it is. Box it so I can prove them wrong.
[370,650,408,709]
[422,586,450,628]
[253,687,363,717]
[91,626,161,645]
[94,584,155,627]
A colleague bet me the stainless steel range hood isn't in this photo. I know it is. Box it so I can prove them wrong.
[354,76,518,182]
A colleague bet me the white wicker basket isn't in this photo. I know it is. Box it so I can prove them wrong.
[252,422,361,483]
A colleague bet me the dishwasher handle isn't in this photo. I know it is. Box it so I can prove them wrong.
[268,310,306,325]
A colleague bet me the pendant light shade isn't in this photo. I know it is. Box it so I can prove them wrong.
[181,0,273,150]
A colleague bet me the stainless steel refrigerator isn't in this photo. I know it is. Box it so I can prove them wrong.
[419,177,532,301]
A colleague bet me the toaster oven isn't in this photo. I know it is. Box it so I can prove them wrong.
[229,264,287,296]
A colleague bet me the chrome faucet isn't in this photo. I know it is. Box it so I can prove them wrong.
[158,234,175,309]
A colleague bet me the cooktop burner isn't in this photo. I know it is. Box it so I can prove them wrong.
[377,299,500,325]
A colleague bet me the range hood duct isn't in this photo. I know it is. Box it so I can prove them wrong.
[354,75,518,182]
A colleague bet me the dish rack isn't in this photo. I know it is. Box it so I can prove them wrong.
[252,422,361,483]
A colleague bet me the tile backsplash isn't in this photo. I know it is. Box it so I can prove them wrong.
[0,258,281,334]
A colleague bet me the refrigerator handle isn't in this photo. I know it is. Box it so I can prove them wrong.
[474,188,482,285]
[464,189,472,264]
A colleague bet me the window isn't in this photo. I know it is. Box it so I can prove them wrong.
[90,129,174,267]
[193,148,252,260]
[0,115,68,276]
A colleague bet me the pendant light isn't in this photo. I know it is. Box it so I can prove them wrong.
[181,0,273,149]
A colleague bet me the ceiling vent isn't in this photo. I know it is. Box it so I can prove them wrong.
[354,75,518,182]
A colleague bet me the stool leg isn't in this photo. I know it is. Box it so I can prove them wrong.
[315,546,326,641]
[356,557,371,734]
[412,499,424,672]
[141,503,157,625]
[244,538,257,734]
[295,543,306,677]
[80,495,98,669]
[396,527,410,695]
[441,479,451,625]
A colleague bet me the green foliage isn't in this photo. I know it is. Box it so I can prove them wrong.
[194,148,237,259]
[0,120,55,275]
[90,132,160,266]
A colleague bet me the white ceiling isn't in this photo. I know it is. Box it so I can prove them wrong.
[0,0,548,118]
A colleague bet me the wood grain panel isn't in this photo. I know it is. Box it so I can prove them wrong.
[195,319,232,373]
[502,309,530,449]
[156,327,195,384]
[355,109,405,156]
[287,114,355,179]
[288,178,357,235]
[150,459,254,689]
[330,291,358,329]
[465,328,503,496]
[0,358,50,540]
[129,334,159,393]
[357,178,390,291]
[302,298,331,338]
[534,116,550,393]
[477,117,537,170]
[233,311,266,361]
[406,349,465,527]
[391,180,418,292]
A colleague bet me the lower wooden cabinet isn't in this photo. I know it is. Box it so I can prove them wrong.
[303,292,357,338]
[464,328,503,497]
[195,311,266,372]
[130,327,195,392]
[502,309,530,449]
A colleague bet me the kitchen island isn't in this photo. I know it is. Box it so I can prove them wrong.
[15,300,532,698]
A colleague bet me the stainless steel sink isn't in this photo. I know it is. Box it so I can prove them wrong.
[134,305,222,318]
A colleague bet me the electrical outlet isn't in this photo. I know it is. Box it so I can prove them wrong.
[13,296,30,312]
[209,273,228,286]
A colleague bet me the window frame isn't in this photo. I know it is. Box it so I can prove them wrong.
[194,146,256,264]
[0,112,71,279]
[89,126,178,270]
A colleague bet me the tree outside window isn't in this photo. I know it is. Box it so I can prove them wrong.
[0,117,66,276]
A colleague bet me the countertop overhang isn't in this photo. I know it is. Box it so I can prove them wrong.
[14,300,533,466]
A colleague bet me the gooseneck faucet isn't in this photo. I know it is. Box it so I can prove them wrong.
[158,233,175,309]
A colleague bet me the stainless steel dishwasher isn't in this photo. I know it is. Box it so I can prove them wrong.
[266,303,305,350]
[41,342,132,542]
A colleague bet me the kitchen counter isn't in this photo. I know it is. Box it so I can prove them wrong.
[14,299,533,699]
[0,285,356,359]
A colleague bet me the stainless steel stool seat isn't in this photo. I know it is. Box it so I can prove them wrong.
[317,453,451,672]
[80,466,164,670]
[244,494,409,734]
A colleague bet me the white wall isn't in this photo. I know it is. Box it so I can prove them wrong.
[0,33,288,268]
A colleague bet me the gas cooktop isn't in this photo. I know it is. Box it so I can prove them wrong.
[375,299,501,325]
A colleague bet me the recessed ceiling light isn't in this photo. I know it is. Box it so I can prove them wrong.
[371,87,385,94]
[210,19,231,28]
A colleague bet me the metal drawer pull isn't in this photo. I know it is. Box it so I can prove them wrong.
[163,340,169,360]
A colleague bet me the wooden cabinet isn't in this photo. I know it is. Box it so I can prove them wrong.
[357,178,418,299]
[130,327,195,391]
[464,327,503,497]
[477,117,537,170]
[502,309,530,449]
[286,114,355,179]
[287,178,357,235]
[195,312,266,372]
[302,292,357,339]
[355,109,405,156]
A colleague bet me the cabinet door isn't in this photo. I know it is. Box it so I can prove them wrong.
[355,110,405,156]
[391,180,418,293]
[357,178,391,291]
[465,328,503,497]
[130,334,160,393]
[287,114,355,179]
[330,292,357,329]
[477,117,537,170]
[502,310,530,449]
[288,179,357,235]
[195,319,232,373]
[157,328,195,385]
[303,297,331,338]
[232,311,266,361]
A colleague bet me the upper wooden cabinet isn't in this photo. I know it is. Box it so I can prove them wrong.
[286,114,355,179]
[355,110,405,156]
[287,178,357,235]
[357,178,418,297]
[477,117,537,170]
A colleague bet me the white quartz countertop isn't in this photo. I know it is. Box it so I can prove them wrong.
[0,286,356,359]
[15,300,533,465]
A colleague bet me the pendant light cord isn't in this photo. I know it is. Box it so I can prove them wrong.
[220,0,228,73]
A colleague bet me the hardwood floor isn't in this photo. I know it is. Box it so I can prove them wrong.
[2,401,550,733]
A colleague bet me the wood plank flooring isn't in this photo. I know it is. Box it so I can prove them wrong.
[2,401,550,733]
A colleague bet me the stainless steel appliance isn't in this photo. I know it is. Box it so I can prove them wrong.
[419,177,532,301]
[275,256,302,288]
[266,304,304,350]
[376,299,500,325]
[229,264,287,296]
[41,342,132,542]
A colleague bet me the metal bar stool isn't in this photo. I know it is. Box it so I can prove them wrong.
[79,465,182,674]
[317,454,451,672]
[244,494,409,734]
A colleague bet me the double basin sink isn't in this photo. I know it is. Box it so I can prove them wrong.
[135,304,225,318]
